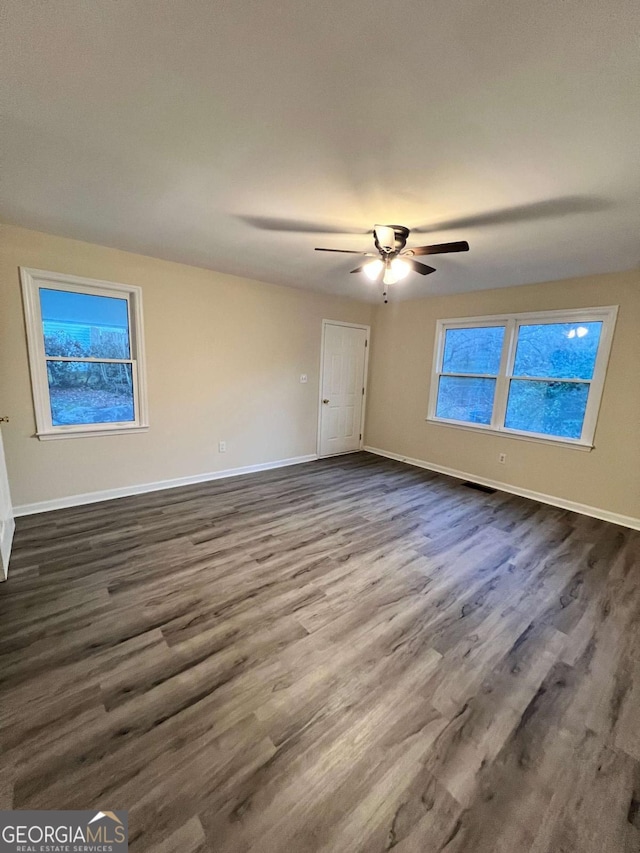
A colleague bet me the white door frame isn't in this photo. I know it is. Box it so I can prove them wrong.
[0,427,15,581]
[317,319,371,458]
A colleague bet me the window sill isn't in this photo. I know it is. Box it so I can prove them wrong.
[425,418,593,451]
[36,425,149,441]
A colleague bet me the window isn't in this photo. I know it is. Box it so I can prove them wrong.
[428,307,618,448]
[20,268,148,439]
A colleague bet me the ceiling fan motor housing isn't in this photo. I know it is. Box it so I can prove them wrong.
[374,225,410,255]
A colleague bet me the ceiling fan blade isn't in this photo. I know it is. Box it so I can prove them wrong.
[412,196,610,233]
[350,266,365,274]
[314,248,367,254]
[406,259,437,275]
[409,241,470,256]
[238,216,367,234]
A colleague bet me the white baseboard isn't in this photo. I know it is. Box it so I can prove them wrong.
[15,446,640,532]
[13,454,318,517]
[364,445,640,532]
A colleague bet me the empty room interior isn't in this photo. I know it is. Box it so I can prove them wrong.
[1,2,640,851]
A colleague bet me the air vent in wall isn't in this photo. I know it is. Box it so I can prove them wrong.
[462,481,497,494]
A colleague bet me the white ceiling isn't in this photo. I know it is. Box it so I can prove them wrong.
[2,0,639,301]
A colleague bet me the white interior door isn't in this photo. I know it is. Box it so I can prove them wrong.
[0,425,15,580]
[319,322,368,457]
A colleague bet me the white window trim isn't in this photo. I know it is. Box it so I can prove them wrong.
[20,268,149,440]
[426,306,619,450]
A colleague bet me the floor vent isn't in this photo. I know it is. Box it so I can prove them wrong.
[463,481,497,494]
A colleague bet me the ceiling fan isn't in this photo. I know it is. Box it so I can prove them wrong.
[315,225,469,302]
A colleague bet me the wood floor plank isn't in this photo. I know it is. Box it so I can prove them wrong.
[1,451,639,852]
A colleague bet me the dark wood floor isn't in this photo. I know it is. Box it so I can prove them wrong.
[1,452,640,852]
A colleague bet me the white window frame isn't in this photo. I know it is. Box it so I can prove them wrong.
[20,268,149,440]
[427,306,618,450]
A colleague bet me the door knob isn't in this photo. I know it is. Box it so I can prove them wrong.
[322,399,330,404]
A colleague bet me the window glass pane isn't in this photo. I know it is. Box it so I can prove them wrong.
[40,288,130,359]
[436,376,496,424]
[47,362,134,425]
[442,326,505,375]
[505,379,589,439]
[512,322,602,380]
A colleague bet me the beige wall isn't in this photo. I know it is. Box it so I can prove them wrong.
[365,270,640,522]
[2,222,638,522]
[0,224,372,508]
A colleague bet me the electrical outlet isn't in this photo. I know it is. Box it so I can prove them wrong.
[499,452,507,464]
[300,374,308,384]
[219,440,226,453]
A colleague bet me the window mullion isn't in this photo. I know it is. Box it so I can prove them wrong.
[440,371,498,379]
[45,356,134,364]
[491,318,515,429]
[427,321,446,420]
[513,378,591,387]
[509,376,591,385]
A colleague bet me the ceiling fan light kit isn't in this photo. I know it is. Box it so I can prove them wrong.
[363,258,383,280]
[315,226,469,302]
[389,258,411,280]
